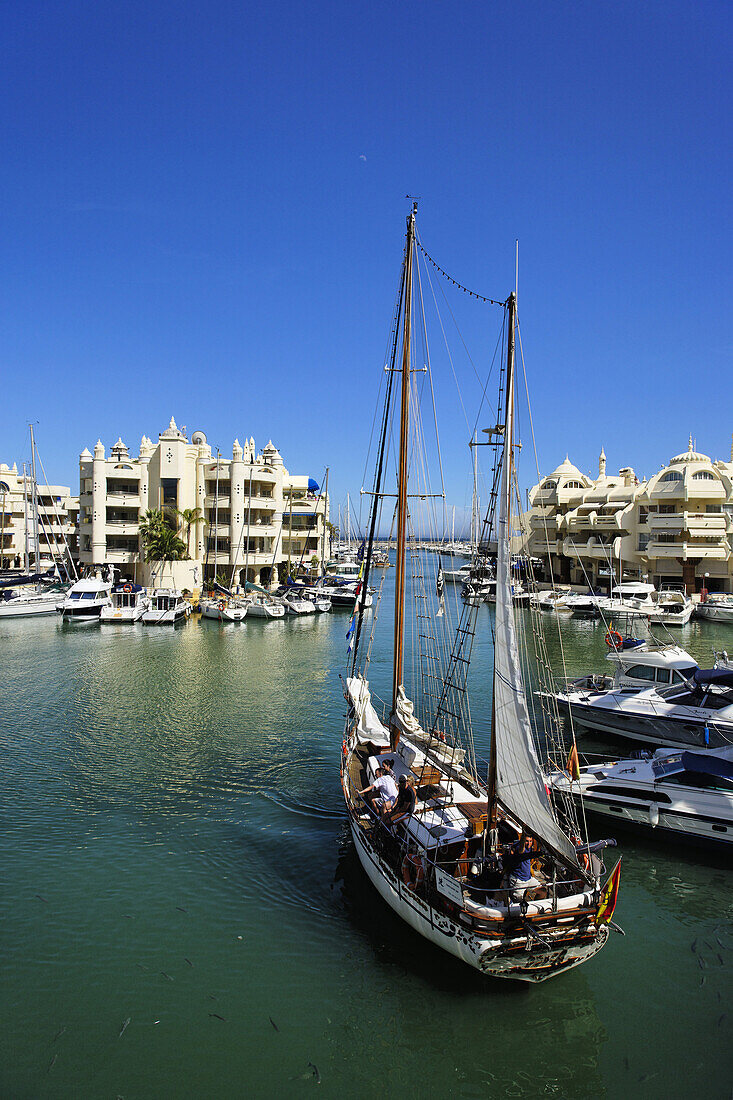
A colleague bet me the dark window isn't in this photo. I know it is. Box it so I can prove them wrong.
[160,479,178,508]
[665,772,733,793]
[625,664,657,682]
[598,785,671,803]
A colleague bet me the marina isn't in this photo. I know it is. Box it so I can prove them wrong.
[1,587,731,1096]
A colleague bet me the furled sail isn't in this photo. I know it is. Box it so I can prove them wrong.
[492,301,578,867]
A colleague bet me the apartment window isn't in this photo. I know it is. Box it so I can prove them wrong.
[692,471,716,481]
[706,506,722,513]
[638,534,649,550]
[660,471,683,482]
[657,533,677,543]
[659,504,676,514]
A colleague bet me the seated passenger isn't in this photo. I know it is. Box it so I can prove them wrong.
[504,832,542,900]
[386,775,416,827]
[359,767,398,819]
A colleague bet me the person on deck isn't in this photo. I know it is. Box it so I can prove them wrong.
[385,775,416,828]
[504,832,542,900]
[359,767,398,819]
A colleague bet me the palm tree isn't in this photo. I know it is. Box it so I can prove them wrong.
[139,508,187,585]
[177,507,206,558]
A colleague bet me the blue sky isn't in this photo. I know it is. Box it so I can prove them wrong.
[2,1,730,534]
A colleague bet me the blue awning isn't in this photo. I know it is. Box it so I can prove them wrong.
[308,478,320,493]
[693,668,733,689]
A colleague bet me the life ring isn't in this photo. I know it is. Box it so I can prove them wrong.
[218,600,226,612]
[401,852,425,889]
[605,628,622,649]
[123,583,132,593]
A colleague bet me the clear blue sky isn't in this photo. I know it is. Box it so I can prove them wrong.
[2,1,730,533]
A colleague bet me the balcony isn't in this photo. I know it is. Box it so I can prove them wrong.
[105,549,139,563]
[204,494,231,509]
[646,539,729,561]
[105,522,139,536]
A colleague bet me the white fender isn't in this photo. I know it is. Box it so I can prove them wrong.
[649,802,659,827]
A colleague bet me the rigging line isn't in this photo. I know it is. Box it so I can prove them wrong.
[415,239,507,306]
[415,251,449,547]
[360,257,409,494]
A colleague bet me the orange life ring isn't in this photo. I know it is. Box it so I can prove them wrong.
[401,852,425,889]
[605,628,622,649]
[123,584,132,593]
[218,600,226,612]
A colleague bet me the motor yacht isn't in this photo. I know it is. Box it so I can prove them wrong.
[698,594,733,624]
[555,667,733,750]
[548,747,733,850]
[61,578,113,621]
[530,586,573,613]
[142,589,191,625]
[100,584,150,623]
[595,582,656,617]
[647,586,694,627]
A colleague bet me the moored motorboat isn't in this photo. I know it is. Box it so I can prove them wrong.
[697,593,733,624]
[548,747,733,849]
[142,589,191,625]
[647,586,694,627]
[100,583,150,623]
[61,577,113,621]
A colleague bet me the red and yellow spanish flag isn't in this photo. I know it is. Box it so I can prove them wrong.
[566,743,580,781]
[594,858,622,926]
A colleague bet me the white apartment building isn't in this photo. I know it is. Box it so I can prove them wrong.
[528,437,733,594]
[77,418,331,590]
[0,462,77,573]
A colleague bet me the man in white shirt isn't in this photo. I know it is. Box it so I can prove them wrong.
[359,767,398,819]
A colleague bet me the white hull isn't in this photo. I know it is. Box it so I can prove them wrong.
[99,606,146,623]
[245,601,285,619]
[0,594,62,618]
[200,602,247,623]
[348,816,607,982]
[698,604,733,623]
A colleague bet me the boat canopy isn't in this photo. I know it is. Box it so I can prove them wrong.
[693,668,733,689]
[681,751,733,780]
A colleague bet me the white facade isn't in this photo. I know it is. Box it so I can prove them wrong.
[528,437,733,593]
[77,418,330,590]
[0,462,77,572]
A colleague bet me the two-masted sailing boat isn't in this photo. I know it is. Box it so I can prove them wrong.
[340,206,621,981]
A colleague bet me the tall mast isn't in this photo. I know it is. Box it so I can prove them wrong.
[320,466,329,568]
[214,448,220,583]
[391,202,417,735]
[487,291,516,830]
[29,425,40,583]
[23,463,29,573]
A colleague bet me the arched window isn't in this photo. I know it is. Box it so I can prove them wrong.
[540,479,557,490]
[692,470,716,481]
[660,471,683,482]
[0,481,9,493]
[563,480,584,489]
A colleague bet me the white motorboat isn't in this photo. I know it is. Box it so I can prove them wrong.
[548,747,733,850]
[324,560,363,584]
[554,640,699,697]
[100,584,150,623]
[62,578,113,621]
[595,582,656,617]
[200,596,248,622]
[647,586,694,627]
[566,593,602,618]
[555,667,733,750]
[142,589,191,625]
[530,586,573,613]
[698,594,733,624]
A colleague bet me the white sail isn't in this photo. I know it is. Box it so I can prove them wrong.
[492,309,578,866]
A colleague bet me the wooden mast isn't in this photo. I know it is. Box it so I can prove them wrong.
[391,202,417,747]
[487,291,516,837]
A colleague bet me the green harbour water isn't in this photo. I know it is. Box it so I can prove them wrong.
[2,576,732,1098]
